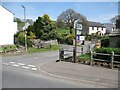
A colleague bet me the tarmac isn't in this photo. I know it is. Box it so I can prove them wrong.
[38,60,119,88]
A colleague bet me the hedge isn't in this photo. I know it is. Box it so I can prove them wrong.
[94,48,120,62]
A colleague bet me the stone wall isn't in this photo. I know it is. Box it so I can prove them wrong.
[31,39,58,48]
[110,35,120,48]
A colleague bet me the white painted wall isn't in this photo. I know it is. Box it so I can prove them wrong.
[0,5,18,45]
[88,26,106,35]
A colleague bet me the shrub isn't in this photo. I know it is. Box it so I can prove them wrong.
[15,32,33,47]
[65,34,74,45]
[2,45,17,52]
[77,54,90,61]
[101,37,110,47]
[94,48,120,62]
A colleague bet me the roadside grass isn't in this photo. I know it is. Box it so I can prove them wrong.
[0,46,3,52]
[77,54,90,61]
[27,45,60,53]
[1,45,16,53]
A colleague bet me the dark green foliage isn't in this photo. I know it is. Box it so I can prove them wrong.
[15,32,33,47]
[32,14,57,40]
[101,37,110,47]
[94,48,120,62]
[85,34,102,41]
[2,45,16,52]
[94,48,120,54]
[65,34,74,45]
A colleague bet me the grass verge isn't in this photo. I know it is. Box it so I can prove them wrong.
[27,45,60,53]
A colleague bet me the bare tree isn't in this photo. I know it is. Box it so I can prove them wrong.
[57,9,88,34]
[110,15,120,24]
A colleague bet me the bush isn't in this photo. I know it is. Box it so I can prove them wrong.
[2,45,17,52]
[65,34,74,45]
[77,54,90,61]
[94,48,120,62]
[101,37,110,47]
[15,32,33,47]
[94,48,120,54]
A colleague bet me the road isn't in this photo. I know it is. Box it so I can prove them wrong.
[2,51,81,88]
[1,45,119,88]
[2,50,97,88]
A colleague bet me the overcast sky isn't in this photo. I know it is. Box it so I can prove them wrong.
[2,2,119,23]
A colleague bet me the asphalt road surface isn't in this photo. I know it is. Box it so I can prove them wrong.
[1,48,118,88]
[1,51,86,88]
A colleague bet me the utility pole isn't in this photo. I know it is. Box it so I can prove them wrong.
[74,26,77,63]
[22,5,27,52]
[73,19,82,63]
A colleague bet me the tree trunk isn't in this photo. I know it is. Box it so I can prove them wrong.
[70,26,73,34]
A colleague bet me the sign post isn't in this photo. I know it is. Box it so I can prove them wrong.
[73,19,82,63]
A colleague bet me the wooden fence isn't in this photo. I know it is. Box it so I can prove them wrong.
[90,51,120,69]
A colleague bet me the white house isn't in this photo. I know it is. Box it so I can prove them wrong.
[0,5,18,45]
[88,21,106,36]
[104,23,116,34]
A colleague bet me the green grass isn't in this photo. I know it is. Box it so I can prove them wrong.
[2,45,16,52]
[27,45,60,53]
[0,47,3,52]
[77,54,90,61]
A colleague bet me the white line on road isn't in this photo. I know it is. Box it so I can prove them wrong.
[18,63,25,65]
[10,62,15,64]
[4,63,9,65]
[22,66,30,69]
[31,68,37,71]
[12,64,19,67]
[27,65,36,67]
[2,62,5,64]
[33,57,39,59]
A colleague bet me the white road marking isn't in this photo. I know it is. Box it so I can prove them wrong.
[22,66,29,69]
[27,65,36,67]
[2,62,5,64]
[10,62,15,64]
[18,63,25,65]
[31,68,37,71]
[12,64,19,67]
[4,63,9,65]
[33,57,39,59]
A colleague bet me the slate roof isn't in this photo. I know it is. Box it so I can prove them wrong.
[104,23,115,28]
[88,21,105,27]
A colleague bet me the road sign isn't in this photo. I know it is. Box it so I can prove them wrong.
[77,29,82,35]
[80,36,85,40]
[77,36,80,40]
[76,36,85,41]
[76,24,82,30]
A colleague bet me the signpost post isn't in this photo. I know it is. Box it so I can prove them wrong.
[73,19,82,63]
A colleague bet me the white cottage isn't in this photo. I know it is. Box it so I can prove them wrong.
[88,21,106,36]
[0,5,18,45]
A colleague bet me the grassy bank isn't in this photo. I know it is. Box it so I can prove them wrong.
[27,45,60,53]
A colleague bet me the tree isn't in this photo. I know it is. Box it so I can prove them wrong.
[57,8,88,34]
[32,14,57,40]
[14,17,25,31]
[110,15,120,25]
[15,32,32,47]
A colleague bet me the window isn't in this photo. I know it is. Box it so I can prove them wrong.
[97,27,99,30]
[92,27,94,30]
[102,27,103,30]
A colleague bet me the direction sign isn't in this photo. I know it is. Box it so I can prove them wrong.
[77,36,80,40]
[76,36,85,41]
[77,29,82,35]
[76,24,82,30]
